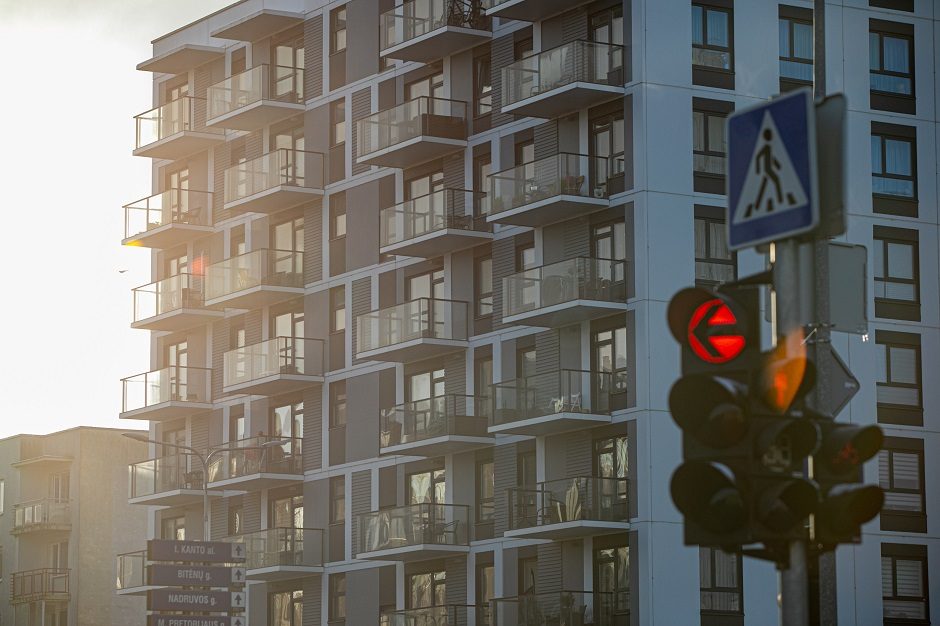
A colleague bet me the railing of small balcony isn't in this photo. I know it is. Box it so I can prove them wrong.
[225,527,324,570]
[385,604,484,626]
[358,503,470,555]
[135,96,219,149]
[488,153,610,216]
[12,499,70,532]
[124,189,213,241]
[224,336,325,389]
[503,257,627,318]
[205,249,304,301]
[207,64,305,119]
[207,435,303,483]
[116,551,147,590]
[357,96,468,159]
[490,369,614,426]
[507,476,628,530]
[128,453,204,499]
[121,366,212,413]
[491,591,616,626]
[380,395,490,449]
[11,569,70,604]
[223,149,325,204]
[357,298,469,355]
[380,189,489,249]
[133,273,208,323]
[380,0,489,51]
[502,40,625,108]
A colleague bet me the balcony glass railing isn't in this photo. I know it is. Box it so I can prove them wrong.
[207,435,303,482]
[380,0,489,50]
[507,477,628,530]
[381,395,489,448]
[128,454,205,499]
[381,189,489,248]
[358,503,470,555]
[124,189,212,241]
[489,153,611,216]
[357,298,469,355]
[226,527,324,570]
[357,96,468,159]
[133,274,208,323]
[386,605,482,626]
[135,97,218,149]
[223,149,325,204]
[491,369,615,426]
[205,249,304,301]
[503,257,627,318]
[12,499,70,531]
[492,591,617,626]
[11,569,70,603]
[116,551,147,590]
[224,336,325,388]
[207,64,304,119]
[502,41,625,108]
[122,366,212,413]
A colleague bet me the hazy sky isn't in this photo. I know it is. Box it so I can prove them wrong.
[0,0,233,437]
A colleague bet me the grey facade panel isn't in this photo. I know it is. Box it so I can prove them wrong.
[493,442,517,535]
[490,33,515,126]
[491,236,515,330]
[303,385,323,472]
[304,15,324,99]
[351,87,372,176]
[350,469,372,558]
[304,200,324,283]
[351,276,372,365]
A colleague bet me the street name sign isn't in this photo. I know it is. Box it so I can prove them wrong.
[148,589,247,612]
[727,88,819,250]
[148,539,246,564]
[149,564,247,588]
[149,616,248,626]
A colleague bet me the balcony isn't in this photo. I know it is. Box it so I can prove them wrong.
[123,189,214,249]
[223,149,325,215]
[506,477,627,540]
[207,64,304,131]
[357,503,470,561]
[115,551,156,596]
[380,0,490,63]
[487,154,611,227]
[357,97,468,168]
[133,97,223,159]
[492,591,617,626]
[483,0,585,21]
[207,436,303,491]
[501,41,625,119]
[489,370,614,436]
[502,258,627,327]
[226,527,324,581]
[356,298,469,362]
[386,605,486,626]
[211,9,304,41]
[128,454,222,507]
[120,366,212,421]
[380,189,491,258]
[137,43,223,74]
[11,499,71,535]
[223,337,325,396]
[380,395,492,457]
[11,569,70,604]
[131,273,222,333]
[204,249,304,309]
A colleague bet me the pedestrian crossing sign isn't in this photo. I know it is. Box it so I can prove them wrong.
[727,88,818,251]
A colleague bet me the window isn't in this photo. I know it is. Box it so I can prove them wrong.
[878,438,926,533]
[330,197,347,241]
[408,468,445,504]
[330,6,347,54]
[517,346,536,379]
[695,206,736,289]
[518,449,536,487]
[271,590,303,626]
[779,7,813,88]
[0,480,4,515]
[407,367,445,402]
[516,243,536,271]
[406,71,445,101]
[476,563,494,625]
[331,286,346,333]
[228,501,243,536]
[875,330,922,426]
[330,381,347,428]
[519,556,538,594]
[595,539,629,619]
[882,544,929,625]
[474,53,492,117]
[476,457,495,522]
[329,573,346,624]
[271,400,304,452]
[270,493,304,529]
[591,109,626,195]
[871,123,917,216]
[475,354,492,399]
[408,570,446,609]
[692,2,734,88]
[699,547,743,617]
[592,321,628,405]
[693,99,732,193]
[331,99,346,147]
[475,255,493,317]
[873,226,919,321]
[230,224,246,257]
[870,20,914,111]
[161,515,185,540]
[330,476,345,524]
[473,153,492,216]
[514,37,533,62]
[407,268,445,300]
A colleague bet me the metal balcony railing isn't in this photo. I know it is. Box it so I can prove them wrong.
[225,527,324,570]
[121,366,212,413]
[356,298,469,355]
[124,189,212,241]
[380,0,489,50]
[205,249,304,301]
[133,273,208,323]
[135,96,219,149]
[357,96,468,159]
[503,257,627,318]
[381,395,490,448]
[502,40,625,108]
[12,499,70,532]
[115,551,147,590]
[11,569,70,604]
[358,503,470,554]
[207,435,303,482]
[490,369,615,425]
[224,336,325,388]
[488,153,612,216]
[507,477,628,530]
[223,149,325,204]
[491,591,617,626]
[128,454,205,499]
[207,64,304,119]
[380,189,489,248]
[386,604,484,626]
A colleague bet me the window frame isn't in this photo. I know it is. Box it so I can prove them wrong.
[873,226,920,321]
[871,122,918,216]
[699,546,744,617]
[328,572,346,624]
[269,589,303,626]
[330,99,346,148]
[692,1,735,89]
[882,543,929,626]
[330,380,348,428]
[778,7,814,90]
[475,254,493,318]
[330,285,347,333]
[875,330,923,426]
[692,98,733,194]
[694,205,736,289]
[475,457,495,523]
[879,437,926,533]
[869,19,916,115]
[330,5,347,55]
[473,52,492,118]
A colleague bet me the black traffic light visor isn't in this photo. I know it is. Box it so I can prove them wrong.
[671,461,747,533]
[669,375,748,448]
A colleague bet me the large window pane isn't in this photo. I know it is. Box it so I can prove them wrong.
[706,10,728,46]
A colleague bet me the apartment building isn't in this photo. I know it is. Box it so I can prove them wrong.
[0,427,149,626]
[121,0,938,624]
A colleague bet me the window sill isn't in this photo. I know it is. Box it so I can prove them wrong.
[873,194,918,218]
[880,511,927,533]
[693,172,726,195]
[877,404,923,427]
[875,299,920,322]
[693,65,735,90]
[870,90,916,115]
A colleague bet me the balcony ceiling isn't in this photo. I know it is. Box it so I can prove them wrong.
[137,44,224,73]
[502,84,624,120]
[503,300,628,329]
[246,565,324,582]
[357,137,467,169]
[123,223,215,250]
[487,196,609,228]
[357,544,470,563]
[488,411,612,437]
[504,520,627,541]
[207,101,306,131]
[485,0,587,21]
[129,488,224,508]
[131,308,224,334]
[380,229,493,259]
[223,373,324,397]
[380,434,494,458]
[357,338,468,363]
[381,27,491,63]
[211,10,305,41]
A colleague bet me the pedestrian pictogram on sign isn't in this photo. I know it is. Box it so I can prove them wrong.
[735,113,808,221]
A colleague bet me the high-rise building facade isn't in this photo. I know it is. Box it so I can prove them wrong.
[122,0,938,624]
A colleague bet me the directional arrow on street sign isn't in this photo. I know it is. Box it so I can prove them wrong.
[231,591,246,610]
[149,564,247,588]
[821,345,859,418]
[148,588,245,612]
[149,616,247,626]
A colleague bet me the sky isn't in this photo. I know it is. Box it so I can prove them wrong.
[0,0,233,437]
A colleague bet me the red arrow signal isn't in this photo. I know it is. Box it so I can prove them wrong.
[687,299,746,364]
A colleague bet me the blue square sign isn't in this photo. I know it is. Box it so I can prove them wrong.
[726,88,818,251]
